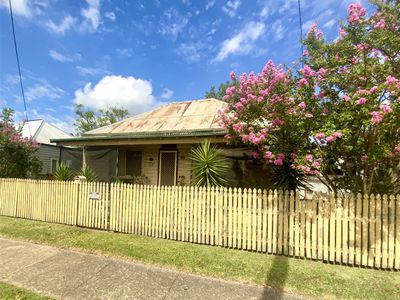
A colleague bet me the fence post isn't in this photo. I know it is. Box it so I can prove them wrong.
[74,176,86,226]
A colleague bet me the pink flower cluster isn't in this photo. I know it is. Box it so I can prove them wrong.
[356,97,367,105]
[341,94,351,102]
[296,154,321,175]
[300,65,316,78]
[248,132,266,146]
[370,103,393,125]
[262,151,285,166]
[385,75,400,89]
[298,101,306,109]
[326,131,343,143]
[298,78,309,87]
[380,103,392,113]
[370,111,383,124]
[307,23,323,39]
[347,3,366,24]
[232,123,244,133]
[356,43,369,52]
[373,19,385,29]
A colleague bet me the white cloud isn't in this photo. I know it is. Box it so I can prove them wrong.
[176,42,203,63]
[81,0,101,33]
[205,0,215,10]
[76,66,109,76]
[159,8,190,40]
[259,6,269,19]
[213,21,265,62]
[0,0,32,18]
[278,0,297,14]
[117,48,133,57]
[25,81,65,102]
[45,15,75,35]
[160,88,174,100]
[49,50,82,63]
[74,75,156,115]
[0,99,7,107]
[222,0,241,18]
[5,74,22,85]
[105,11,116,21]
[323,19,336,29]
[271,20,285,40]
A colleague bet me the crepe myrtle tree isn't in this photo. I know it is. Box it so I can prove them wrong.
[219,2,400,194]
[0,108,42,178]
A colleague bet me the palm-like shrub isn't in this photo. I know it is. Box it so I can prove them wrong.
[191,140,230,187]
[78,165,98,182]
[53,162,73,181]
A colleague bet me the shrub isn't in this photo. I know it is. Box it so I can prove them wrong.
[191,140,229,187]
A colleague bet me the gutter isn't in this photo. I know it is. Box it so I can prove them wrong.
[51,129,228,144]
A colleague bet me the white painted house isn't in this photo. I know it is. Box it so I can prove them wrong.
[20,120,82,175]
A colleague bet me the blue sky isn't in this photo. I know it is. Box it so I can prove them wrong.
[0,0,370,133]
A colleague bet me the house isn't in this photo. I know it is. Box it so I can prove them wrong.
[20,120,82,176]
[51,98,329,192]
[52,99,229,184]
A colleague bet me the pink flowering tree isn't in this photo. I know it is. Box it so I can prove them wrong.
[219,62,325,191]
[0,108,42,178]
[221,2,400,194]
[302,1,400,194]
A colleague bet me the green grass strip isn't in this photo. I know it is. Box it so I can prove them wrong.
[0,216,399,300]
[0,282,53,300]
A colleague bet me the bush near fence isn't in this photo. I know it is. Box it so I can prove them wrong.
[0,178,399,270]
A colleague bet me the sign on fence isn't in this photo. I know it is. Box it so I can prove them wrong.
[89,192,101,200]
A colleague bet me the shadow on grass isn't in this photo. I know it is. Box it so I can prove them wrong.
[261,254,289,299]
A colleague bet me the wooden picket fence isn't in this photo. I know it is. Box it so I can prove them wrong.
[0,178,399,270]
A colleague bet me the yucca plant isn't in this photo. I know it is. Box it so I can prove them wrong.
[53,162,73,181]
[78,165,98,182]
[191,140,230,187]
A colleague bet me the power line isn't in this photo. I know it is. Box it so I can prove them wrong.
[297,0,304,66]
[8,0,31,136]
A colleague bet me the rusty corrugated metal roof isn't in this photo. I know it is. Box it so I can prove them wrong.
[84,98,228,136]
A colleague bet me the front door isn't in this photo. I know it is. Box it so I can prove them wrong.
[158,150,177,186]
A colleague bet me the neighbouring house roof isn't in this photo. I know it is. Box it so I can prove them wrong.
[52,98,228,145]
[19,119,72,146]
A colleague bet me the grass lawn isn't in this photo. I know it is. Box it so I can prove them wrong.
[0,216,399,300]
[0,282,53,300]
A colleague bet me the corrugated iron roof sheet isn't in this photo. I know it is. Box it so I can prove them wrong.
[84,98,227,136]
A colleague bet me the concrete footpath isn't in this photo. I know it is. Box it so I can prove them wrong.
[0,237,306,300]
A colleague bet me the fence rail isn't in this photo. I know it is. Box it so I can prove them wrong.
[0,178,399,270]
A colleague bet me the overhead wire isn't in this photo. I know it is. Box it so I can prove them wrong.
[297,0,304,67]
[8,0,31,136]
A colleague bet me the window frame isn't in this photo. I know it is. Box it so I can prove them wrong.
[125,150,144,176]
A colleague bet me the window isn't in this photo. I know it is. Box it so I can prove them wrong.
[126,151,143,176]
[51,158,59,173]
